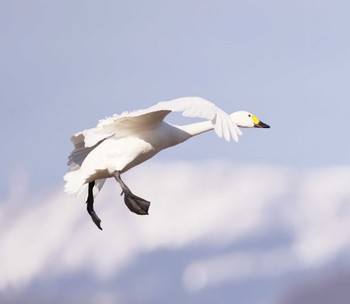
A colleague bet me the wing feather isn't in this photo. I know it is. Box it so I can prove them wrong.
[67,96,241,175]
[67,109,171,174]
[150,97,240,142]
[71,96,240,151]
[78,109,171,148]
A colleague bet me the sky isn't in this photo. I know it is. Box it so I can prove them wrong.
[1,0,350,303]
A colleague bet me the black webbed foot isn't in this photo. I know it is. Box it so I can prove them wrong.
[86,181,103,230]
[85,174,150,229]
[114,172,151,215]
[123,192,150,215]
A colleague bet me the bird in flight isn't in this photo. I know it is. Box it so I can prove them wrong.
[64,97,270,230]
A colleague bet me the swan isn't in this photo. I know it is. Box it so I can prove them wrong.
[64,97,270,229]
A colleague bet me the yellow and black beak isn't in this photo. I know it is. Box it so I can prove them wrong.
[251,115,270,128]
[254,120,270,128]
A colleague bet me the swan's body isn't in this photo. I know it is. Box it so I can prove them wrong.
[64,97,270,229]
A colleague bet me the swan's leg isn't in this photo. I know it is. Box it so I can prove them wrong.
[86,181,103,230]
[113,171,150,215]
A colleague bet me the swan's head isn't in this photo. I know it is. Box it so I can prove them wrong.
[230,111,270,128]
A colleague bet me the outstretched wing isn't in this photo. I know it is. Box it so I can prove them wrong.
[71,109,171,148]
[73,96,240,148]
[149,97,242,142]
[68,109,170,169]
[68,96,241,169]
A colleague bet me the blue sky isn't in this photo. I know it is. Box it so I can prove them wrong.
[2,0,350,196]
[1,1,350,303]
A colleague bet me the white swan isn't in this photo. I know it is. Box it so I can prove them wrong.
[64,97,270,229]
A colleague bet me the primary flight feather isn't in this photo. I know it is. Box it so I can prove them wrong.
[64,96,270,229]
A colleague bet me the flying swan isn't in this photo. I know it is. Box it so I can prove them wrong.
[64,97,270,229]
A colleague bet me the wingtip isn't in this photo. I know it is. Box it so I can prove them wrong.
[231,129,239,142]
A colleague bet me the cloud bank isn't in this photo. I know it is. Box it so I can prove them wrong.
[1,161,350,303]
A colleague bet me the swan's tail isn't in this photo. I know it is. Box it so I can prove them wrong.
[64,170,87,196]
[64,170,106,199]
[65,131,108,199]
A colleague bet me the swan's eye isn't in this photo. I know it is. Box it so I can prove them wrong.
[248,114,251,117]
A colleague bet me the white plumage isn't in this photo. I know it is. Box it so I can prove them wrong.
[64,96,270,229]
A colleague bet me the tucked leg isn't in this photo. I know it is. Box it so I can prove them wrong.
[86,181,103,230]
[113,172,150,215]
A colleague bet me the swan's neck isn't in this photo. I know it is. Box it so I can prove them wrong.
[176,120,213,138]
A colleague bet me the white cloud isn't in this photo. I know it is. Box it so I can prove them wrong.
[286,167,350,267]
[183,248,298,292]
[0,161,350,296]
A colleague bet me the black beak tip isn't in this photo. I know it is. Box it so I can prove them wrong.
[255,121,270,128]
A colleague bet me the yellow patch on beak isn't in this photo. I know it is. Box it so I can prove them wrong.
[251,115,260,125]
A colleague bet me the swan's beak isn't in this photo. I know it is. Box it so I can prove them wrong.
[251,115,270,128]
[254,120,270,128]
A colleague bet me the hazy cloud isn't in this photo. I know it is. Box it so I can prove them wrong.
[1,161,350,302]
